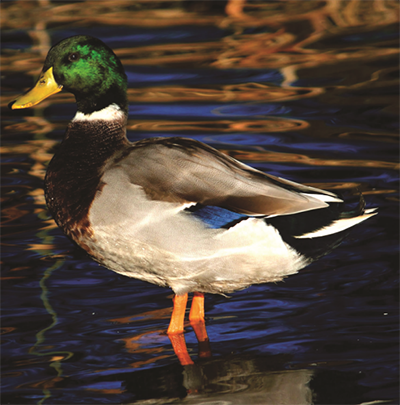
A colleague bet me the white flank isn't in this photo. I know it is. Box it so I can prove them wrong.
[294,211,378,239]
[72,103,125,121]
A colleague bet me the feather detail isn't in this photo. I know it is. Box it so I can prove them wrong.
[294,211,377,239]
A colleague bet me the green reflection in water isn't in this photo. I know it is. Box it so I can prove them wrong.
[29,228,73,405]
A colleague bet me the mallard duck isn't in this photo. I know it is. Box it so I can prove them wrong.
[10,35,377,338]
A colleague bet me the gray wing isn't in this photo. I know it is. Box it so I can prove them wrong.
[112,137,341,217]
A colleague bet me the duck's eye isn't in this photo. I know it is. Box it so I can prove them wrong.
[68,52,79,62]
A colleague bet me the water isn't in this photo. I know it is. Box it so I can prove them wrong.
[1,1,398,404]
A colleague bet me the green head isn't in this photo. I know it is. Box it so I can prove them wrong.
[10,35,128,114]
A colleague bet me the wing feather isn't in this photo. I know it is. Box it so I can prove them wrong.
[113,137,342,217]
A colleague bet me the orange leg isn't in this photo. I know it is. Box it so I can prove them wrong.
[189,292,205,323]
[189,292,211,358]
[167,292,211,364]
[167,293,194,365]
[167,293,188,335]
[168,333,194,366]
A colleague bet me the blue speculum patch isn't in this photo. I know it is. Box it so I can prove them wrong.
[187,204,248,229]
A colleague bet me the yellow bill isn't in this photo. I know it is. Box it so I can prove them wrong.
[9,67,63,110]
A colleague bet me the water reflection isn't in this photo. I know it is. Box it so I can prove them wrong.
[14,351,314,403]
[121,354,315,404]
[8,348,377,405]
[1,0,398,404]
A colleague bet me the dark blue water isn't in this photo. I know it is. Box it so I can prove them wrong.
[1,1,398,404]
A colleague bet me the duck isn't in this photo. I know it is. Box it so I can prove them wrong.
[10,35,377,340]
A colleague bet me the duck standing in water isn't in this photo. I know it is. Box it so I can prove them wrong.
[10,36,376,362]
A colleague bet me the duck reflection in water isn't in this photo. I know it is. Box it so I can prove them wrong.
[123,353,315,404]
[10,35,377,364]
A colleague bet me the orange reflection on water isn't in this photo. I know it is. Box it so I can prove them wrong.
[2,205,29,225]
[225,149,400,171]
[110,306,172,325]
[19,376,63,391]
[127,117,308,133]
[107,305,186,367]
[1,276,25,281]
[0,139,58,180]
[2,0,397,32]
[109,307,176,365]
[129,83,324,103]
[1,326,17,335]
[2,0,398,85]
[3,84,323,108]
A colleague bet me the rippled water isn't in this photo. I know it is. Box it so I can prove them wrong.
[1,1,399,404]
